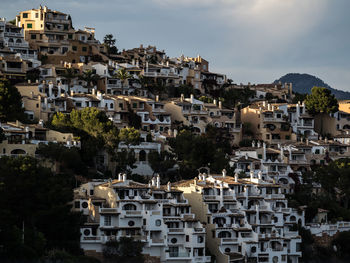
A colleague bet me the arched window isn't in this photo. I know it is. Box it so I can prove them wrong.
[139,150,146,162]
[16,39,22,43]
[218,231,231,238]
[8,38,14,43]
[11,149,26,155]
[290,216,296,222]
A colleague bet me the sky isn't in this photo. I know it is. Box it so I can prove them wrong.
[1,0,349,91]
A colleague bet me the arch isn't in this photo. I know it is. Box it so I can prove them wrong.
[343,124,350,130]
[8,38,14,42]
[290,215,296,222]
[16,39,22,43]
[139,150,146,162]
[213,217,226,227]
[218,231,231,238]
[11,149,26,155]
[192,127,201,133]
[278,178,288,185]
[122,203,136,211]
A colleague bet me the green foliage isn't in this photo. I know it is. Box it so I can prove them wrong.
[148,151,176,176]
[103,34,118,55]
[239,139,253,147]
[0,156,83,260]
[222,87,255,109]
[103,237,143,262]
[50,108,119,164]
[118,127,141,146]
[168,84,194,98]
[292,92,308,104]
[0,78,25,122]
[80,70,100,89]
[199,96,213,103]
[36,143,86,175]
[288,158,350,222]
[169,126,231,179]
[305,86,339,115]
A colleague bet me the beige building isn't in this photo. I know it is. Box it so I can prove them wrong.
[241,102,296,144]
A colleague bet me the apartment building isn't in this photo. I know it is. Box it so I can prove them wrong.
[73,175,211,263]
[204,100,242,146]
[0,18,39,64]
[241,102,296,144]
[175,172,303,263]
[164,94,209,134]
[16,5,102,64]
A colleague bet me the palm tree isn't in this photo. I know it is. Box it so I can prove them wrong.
[114,68,132,94]
[80,70,100,92]
[61,68,77,93]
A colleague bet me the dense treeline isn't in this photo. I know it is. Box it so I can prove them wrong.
[0,156,97,262]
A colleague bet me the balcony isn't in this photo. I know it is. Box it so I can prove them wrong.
[168,228,184,233]
[81,236,101,243]
[165,251,191,260]
[100,208,119,214]
[221,238,238,244]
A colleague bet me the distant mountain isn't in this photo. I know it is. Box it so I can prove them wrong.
[274,73,350,100]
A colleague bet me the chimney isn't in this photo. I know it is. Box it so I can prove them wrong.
[202,173,207,181]
[190,94,194,104]
[250,171,254,181]
[151,177,156,186]
[136,60,139,67]
[213,99,217,105]
[166,61,169,67]
[48,82,53,97]
[234,173,238,183]
[258,171,262,180]
[288,146,292,161]
[92,88,96,95]
[70,90,74,96]
[173,129,178,137]
[167,181,171,191]
[267,104,271,111]
[118,173,122,181]
[280,147,284,161]
[36,79,39,84]
[30,91,34,99]
[180,94,184,102]
[263,101,266,107]
[28,79,31,84]
[257,141,261,148]
[122,173,127,182]
[156,174,160,188]
[219,101,222,109]
[39,119,44,127]
[306,138,309,145]
[252,140,256,148]
[263,142,266,160]
[245,153,248,160]
[325,137,328,144]
[155,95,159,102]
[222,169,227,177]
[58,83,62,97]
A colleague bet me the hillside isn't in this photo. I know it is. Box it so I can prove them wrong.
[274,73,350,100]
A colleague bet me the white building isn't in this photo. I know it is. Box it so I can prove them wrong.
[175,171,304,263]
[73,175,211,262]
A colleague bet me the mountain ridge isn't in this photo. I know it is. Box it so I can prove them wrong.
[274,73,350,100]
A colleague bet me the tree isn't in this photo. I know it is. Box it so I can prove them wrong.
[118,127,141,146]
[0,156,83,260]
[103,34,118,55]
[114,68,131,92]
[61,68,78,93]
[103,237,143,262]
[80,70,100,91]
[0,78,24,122]
[305,86,338,136]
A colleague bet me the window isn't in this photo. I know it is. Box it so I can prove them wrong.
[36,103,39,108]
[225,248,231,253]
[72,46,77,51]
[285,135,290,140]
[22,13,28,18]
[35,13,38,18]
[82,202,88,209]
[64,24,68,30]
[251,246,256,253]
[133,103,137,108]
[27,23,32,29]
[110,103,113,109]
[104,215,111,226]
[266,134,270,139]
[74,201,80,208]
[31,34,36,39]
[119,103,123,109]
[82,46,87,52]
[68,34,73,39]
[155,219,161,226]
[128,220,135,226]
[83,229,90,236]
[89,189,94,196]
[197,236,204,243]
[186,235,189,242]
[315,149,320,154]
[143,219,146,225]
[171,238,177,244]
